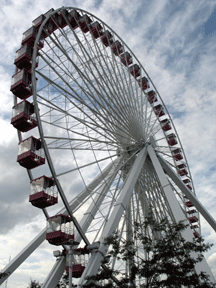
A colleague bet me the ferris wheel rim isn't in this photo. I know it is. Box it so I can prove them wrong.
[32,7,195,209]
[7,6,216,286]
[31,6,195,191]
[30,6,200,237]
[30,3,201,272]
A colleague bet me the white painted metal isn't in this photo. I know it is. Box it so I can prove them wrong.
[69,246,73,288]
[147,145,215,282]
[41,256,66,288]
[157,153,216,232]
[75,158,123,244]
[61,158,120,215]
[42,160,122,288]
[78,146,147,286]
[126,204,134,286]
[0,161,114,285]
[0,229,46,285]
[9,6,216,287]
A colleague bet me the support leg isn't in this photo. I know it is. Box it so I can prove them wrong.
[41,255,66,288]
[157,153,216,232]
[78,147,147,287]
[42,159,122,288]
[147,145,215,282]
[0,160,117,286]
[0,230,46,285]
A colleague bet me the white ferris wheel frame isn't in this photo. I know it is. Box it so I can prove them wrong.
[3,6,216,287]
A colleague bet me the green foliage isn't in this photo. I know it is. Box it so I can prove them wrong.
[26,274,68,288]
[0,272,9,279]
[83,213,216,288]
[27,278,42,288]
[56,272,69,288]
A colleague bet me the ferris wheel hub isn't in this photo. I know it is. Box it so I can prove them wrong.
[6,6,214,287]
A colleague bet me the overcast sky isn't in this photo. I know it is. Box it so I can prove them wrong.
[0,0,216,287]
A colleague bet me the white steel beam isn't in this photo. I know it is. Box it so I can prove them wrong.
[157,153,216,232]
[126,204,135,286]
[78,146,147,286]
[76,161,122,243]
[41,159,120,287]
[136,183,149,218]
[0,160,116,286]
[0,229,46,285]
[42,183,111,288]
[147,145,215,282]
[147,145,183,223]
[136,184,161,240]
[60,157,121,214]
[41,159,121,288]
[41,255,66,288]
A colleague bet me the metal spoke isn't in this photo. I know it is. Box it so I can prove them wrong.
[6,6,215,288]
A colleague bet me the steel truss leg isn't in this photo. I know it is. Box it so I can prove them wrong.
[136,184,161,240]
[157,153,216,232]
[136,184,149,218]
[76,160,122,243]
[0,160,117,285]
[147,145,215,283]
[41,255,66,288]
[126,204,135,287]
[0,230,46,285]
[78,146,148,287]
[41,160,122,288]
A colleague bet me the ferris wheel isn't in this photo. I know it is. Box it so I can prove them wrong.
[2,6,216,287]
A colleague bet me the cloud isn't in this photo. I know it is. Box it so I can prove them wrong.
[0,0,216,287]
